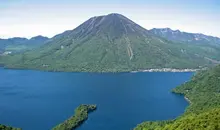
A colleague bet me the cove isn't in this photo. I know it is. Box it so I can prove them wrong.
[0,68,193,130]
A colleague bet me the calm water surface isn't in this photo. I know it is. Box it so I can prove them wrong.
[0,68,193,130]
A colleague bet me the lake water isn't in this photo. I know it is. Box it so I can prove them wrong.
[0,68,193,130]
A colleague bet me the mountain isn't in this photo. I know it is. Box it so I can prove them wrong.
[150,28,220,46]
[2,13,220,72]
[135,65,220,130]
[0,36,49,54]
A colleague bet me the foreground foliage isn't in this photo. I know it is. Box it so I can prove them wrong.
[52,104,97,130]
[135,65,220,130]
[0,125,21,130]
[135,108,220,130]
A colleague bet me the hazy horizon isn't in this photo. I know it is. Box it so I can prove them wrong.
[1,0,219,38]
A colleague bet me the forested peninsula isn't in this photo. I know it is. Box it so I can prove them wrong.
[52,104,97,130]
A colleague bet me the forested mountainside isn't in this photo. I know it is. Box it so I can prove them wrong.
[1,14,220,72]
[135,65,220,130]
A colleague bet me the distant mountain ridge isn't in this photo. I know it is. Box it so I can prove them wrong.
[2,13,220,72]
[0,35,48,44]
[149,28,220,46]
[0,35,49,54]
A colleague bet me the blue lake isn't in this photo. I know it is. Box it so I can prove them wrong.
[0,68,193,130]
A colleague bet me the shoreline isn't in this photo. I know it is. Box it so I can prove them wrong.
[1,66,201,73]
[131,68,200,73]
[184,96,192,104]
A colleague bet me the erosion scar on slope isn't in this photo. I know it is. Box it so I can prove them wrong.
[204,57,220,64]
[125,37,133,60]
[121,19,134,60]
[127,44,133,60]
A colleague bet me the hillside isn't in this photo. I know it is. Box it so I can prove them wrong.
[2,14,220,72]
[0,36,49,54]
[134,65,220,130]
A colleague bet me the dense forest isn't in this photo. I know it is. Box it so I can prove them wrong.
[134,65,220,130]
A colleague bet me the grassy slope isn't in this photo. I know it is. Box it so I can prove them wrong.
[134,65,220,130]
[52,104,96,130]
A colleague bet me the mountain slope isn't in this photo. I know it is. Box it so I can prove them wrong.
[0,36,49,54]
[3,14,220,72]
[134,65,220,130]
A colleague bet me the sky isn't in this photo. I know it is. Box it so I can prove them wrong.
[0,0,220,38]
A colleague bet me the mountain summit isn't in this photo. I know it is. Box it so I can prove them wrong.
[53,13,149,40]
[4,13,220,72]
